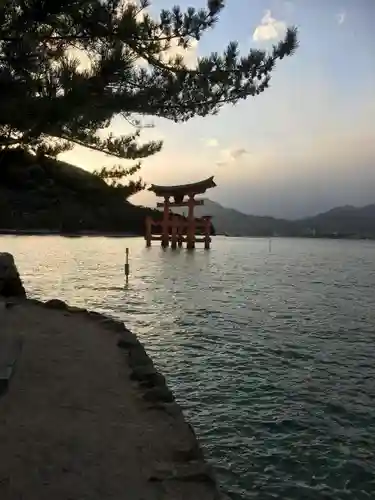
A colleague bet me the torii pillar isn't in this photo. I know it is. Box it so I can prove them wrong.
[186,195,197,249]
[161,196,170,248]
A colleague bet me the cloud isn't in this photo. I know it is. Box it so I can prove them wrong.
[253,10,287,42]
[231,148,248,159]
[336,10,346,25]
[161,39,199,68]
[205,138,219,147]
[216,147,249,166]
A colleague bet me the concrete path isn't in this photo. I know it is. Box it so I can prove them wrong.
[0,300,223,500]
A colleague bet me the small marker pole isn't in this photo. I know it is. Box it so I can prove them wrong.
[268,238,272,253]
[125,247,130,284]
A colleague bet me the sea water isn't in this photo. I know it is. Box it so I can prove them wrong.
[2,235,375,500]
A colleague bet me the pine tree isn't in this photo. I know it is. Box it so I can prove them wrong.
[0,0,298,196]
[93,161,146,198]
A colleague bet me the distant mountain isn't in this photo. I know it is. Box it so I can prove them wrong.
[170,199,375,239]
[296,204,375,238]
[170,199,295,237]
[314,204,375,218]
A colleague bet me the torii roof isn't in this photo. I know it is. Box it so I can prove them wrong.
[149,176,216,197]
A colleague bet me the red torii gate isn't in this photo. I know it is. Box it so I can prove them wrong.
[145,176,216,249]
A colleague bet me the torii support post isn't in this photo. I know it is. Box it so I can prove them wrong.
[145,216,152,247]
[161,196,170,248]
[186,195,196,250]
[177,224,184,247]
[203,216,212,250]
[171,216,178,249]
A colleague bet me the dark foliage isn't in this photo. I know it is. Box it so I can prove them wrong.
[93,162,146,198]
[0,149,162,233]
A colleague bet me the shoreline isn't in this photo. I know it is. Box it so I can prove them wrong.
[0,230,373,241]
[0,229,141,237]
[0,297,227,499]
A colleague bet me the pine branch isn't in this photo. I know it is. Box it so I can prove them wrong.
[0,0,299,174]
[54,130,163,160]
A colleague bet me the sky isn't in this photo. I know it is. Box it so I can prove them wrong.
[60,0,375,219]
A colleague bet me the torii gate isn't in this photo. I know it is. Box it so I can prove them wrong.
[145,176,216,249]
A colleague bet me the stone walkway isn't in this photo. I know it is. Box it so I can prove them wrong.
[0,300,224,500]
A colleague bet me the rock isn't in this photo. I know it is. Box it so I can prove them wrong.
[142,386,174,404]
[128,345,154,368]
[148,462,215,484]
[173,469,216,485]
[0,331,23,397]
[98,317,126,332]
[4,301,17,309]
[173,442,204,463]
[0,253,26,298]
[26,298,43,306]
[67,306,87,314]
[187,422,199,440]
[43,299,68,310]
[117,334,138,349]
[129,364,157,378]
[149,402,182,417]
[86,311,106,320]
[130,365,166,388]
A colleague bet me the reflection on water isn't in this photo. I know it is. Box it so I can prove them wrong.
[2,235,375,500]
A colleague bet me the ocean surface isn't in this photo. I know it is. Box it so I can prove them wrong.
[2,235,375,499]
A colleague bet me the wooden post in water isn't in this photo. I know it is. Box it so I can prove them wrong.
[124,248,130,284]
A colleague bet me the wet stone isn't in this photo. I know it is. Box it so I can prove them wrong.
[27,298,43,306]
[149,402,182,417]
[0,332,23,398]
[142,386,174,404]
[4,301,18,309]
[0,253,26,298]
[44,299,68,310]
[129,363,166,388]
[99,318,126,332]
[117,334,138,349]
[86,311,105,320]
[128,346,153,368]
[137,372,166,389]
[173,443,204,463]
[148,462,215,485]
[67,306,87,313]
